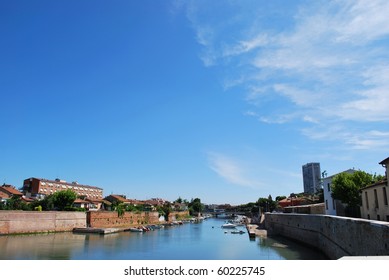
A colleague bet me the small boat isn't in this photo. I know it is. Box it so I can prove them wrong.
[221,223,236,229]
[231,230,245,234]
[128,227,143,232]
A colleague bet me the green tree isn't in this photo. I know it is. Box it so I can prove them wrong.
[30,195,55,211]
[188,198,204,216]
[257,196,276,213]
[2,196,30,210]
[275,196,286,202]
[116,203,125,217]
[331,170,383,217]
[51,189,77,211]
[157,202,172,221]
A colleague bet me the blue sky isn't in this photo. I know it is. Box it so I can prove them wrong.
[1,0,389,205]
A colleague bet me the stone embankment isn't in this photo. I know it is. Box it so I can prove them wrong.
[0,211,86,234]
[265,213,389,259]
[0,210,189,235]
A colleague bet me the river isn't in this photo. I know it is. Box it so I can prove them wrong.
[0,218,327,260]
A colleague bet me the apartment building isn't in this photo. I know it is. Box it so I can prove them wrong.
[22,177,103,200]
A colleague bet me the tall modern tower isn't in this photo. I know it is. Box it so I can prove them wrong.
[302,162,321,194]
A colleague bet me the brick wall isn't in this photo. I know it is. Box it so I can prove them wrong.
[265,213,389,259]
[0,210,190,234]
[87,211,189,228]
[0,211,86,235]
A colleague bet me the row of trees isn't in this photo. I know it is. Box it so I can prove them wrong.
[231,195,280,215]
[112,197,204,221]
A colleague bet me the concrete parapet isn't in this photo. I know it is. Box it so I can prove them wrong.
[265,213,389,259]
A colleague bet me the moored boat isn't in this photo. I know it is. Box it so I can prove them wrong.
[127,227,144,232]
[221,223,237,229]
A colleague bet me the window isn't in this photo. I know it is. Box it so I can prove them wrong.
[332,198,336,210]
[377,214,380,221]
[386,215,389,222]
[383,187,388,206]
[327,183,330,192]
[365,192,369,210]
[367,214,370,220]
[325,200,328,210]
[374,189,379,209]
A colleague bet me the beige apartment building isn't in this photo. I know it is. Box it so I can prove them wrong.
[360,157,389,222]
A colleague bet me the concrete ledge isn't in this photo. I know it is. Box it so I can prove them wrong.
[246,224,267,238]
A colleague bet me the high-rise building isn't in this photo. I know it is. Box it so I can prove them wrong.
[302,162,321,194]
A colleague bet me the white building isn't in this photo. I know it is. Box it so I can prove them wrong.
[323,169,355,215]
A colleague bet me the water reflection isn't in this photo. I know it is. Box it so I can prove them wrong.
[0,219,327,260]
[0,233,86,260]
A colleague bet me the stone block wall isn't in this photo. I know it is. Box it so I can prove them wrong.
[0,211,86,235]
[265,213,389,259]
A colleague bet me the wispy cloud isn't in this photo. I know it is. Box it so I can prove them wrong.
[207,152,262,189]
[180,0,389,151]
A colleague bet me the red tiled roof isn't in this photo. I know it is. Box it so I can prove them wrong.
[21,196,34,203]
[106,194,130,203]
[0,192,10,199]
[74,198,89,203]
[0,185,23,196]
[85,198,104,203]
[143,199,163,206]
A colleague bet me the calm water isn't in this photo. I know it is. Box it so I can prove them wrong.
[0,218,327,260]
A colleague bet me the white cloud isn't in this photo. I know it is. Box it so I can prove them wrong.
[207,152,262,189]
[334,0,389,44]
[302,125,389,151]
[222,34,270,57]
[259,114,298,125]
[273,84,324,108]
[182,0,389,150]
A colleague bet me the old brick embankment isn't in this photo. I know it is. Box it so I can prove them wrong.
[0,211,86,234]
[0,210,189,235]
[265,213,389,259]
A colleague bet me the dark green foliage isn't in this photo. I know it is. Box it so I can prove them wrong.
[116,203,125,217]
[257,196,277,213]
[188,198,204,216]
[51,189,77,211]
[0,196,30,210]
[331,170,384,216]
[157,202,172,221]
